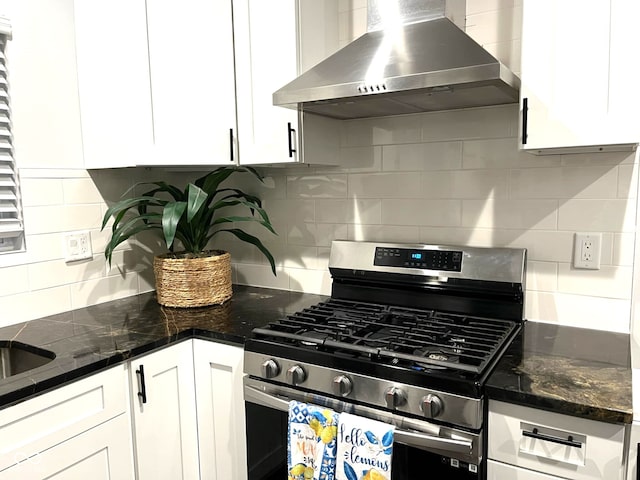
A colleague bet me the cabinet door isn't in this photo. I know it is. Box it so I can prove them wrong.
[143,0,236,166]
[130,341,200,480]
[520,0,639,152]
[0,413,134,480]
[193,339,247,480]
[74,0,153,168]
[0,365,129,472]
[234,0,300,165]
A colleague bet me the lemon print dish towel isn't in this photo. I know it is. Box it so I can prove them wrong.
[288,401,339,480]
[335,412,394,480]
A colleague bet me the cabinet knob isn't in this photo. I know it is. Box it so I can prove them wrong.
[260,359,280,379]
[286,365,306,385]
[384,386,406,409]
[420,394,443,418]
[332,375,353,397]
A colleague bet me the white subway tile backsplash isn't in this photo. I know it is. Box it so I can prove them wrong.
[348,224,421,243]
[466,0,519,16]
[0,265,29,297]
[287,175,348,198]
[461,199,558,230]
[338,146,382,173]
[62,178,104,204]
[613,233,635,266]
[525,291,630,333]
[315,199,381,224]
[349,173,422,198]
[315,223,349,247]
[236,263,290,290]
[287,267,332,296]
[28,258,105,291]
[557,263,633,300]
[422,170,509,199]
[511,166,620,199]
[69,273,139,309]
[23,205,103,235]
[618,164,638,198]
[20,178,64,207]
[382,142,462,171]
[558,199,636,232]
[421,105,517,142]
[0,286,72,326]
[526,261,558,292]
[381,199,461,227]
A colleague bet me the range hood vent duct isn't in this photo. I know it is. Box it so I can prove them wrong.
[274,0,520,120]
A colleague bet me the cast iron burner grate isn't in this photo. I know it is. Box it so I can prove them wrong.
[252,298,518,374]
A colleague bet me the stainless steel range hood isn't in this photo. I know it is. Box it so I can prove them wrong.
[274,0,520,120]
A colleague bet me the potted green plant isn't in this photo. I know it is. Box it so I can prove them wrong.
[102,166,276,307]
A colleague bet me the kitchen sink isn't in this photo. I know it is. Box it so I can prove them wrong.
[0,341,56,380]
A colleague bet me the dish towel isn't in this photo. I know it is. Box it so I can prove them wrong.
[288,400,339,480]
[335,412,395,480]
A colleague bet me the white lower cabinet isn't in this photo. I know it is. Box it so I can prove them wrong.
[0,413,134,480]
[488,400,626,480]
[130,339,247,480]
[194,339,247,480]
[0,364,134,479]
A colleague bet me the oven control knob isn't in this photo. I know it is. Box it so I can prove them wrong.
[332,375,353,397]
[286,365,307,385]
[384,387,407,409]
[261,359,280,379]
[420,394,444,418]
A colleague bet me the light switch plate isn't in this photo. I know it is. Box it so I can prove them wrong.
[63,231,93,263]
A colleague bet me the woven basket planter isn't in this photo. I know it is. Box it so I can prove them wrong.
[153,250,232,308]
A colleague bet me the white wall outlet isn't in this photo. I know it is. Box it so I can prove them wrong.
[573,232,601,270]
[63,231,93,263]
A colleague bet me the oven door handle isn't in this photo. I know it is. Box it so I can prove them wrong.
[244,384,474,456]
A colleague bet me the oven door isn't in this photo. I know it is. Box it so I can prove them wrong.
[244,376,482,480]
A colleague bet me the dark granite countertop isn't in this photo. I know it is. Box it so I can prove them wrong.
[1,289,633,425]
[486,321,632,424]
[0,285,326,410]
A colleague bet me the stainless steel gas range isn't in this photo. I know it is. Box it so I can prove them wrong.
[243,240,526,479]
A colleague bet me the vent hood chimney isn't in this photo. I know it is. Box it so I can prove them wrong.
[273,0,520,120]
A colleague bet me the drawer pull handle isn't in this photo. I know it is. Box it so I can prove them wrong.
[523,428,582,448]
[136,364,147,404]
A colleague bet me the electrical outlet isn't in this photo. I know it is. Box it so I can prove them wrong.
[63,231,93,263]
[573,232,601,269]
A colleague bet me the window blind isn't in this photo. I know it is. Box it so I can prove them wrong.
[0,18,23,254]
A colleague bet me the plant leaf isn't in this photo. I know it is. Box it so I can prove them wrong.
[104,220,162,265]
[162,201,187,249]
[101,196,164,231]
[186,183,208,222]
[211,215,276,235]
[211,228,276,275]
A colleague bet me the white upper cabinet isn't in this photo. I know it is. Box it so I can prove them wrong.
[234,0,340,166]
[143,0,236,166]
[234,0,299,165]
[75,0,340,168]
[75,0,235,168]
[520,0,640,153]
[74,0,153,168]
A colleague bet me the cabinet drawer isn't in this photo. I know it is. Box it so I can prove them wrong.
[488,459,565,479]
[0,364,129,472]
[488,400,626,480]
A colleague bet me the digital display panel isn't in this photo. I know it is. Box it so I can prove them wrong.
[374,247,463,272]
